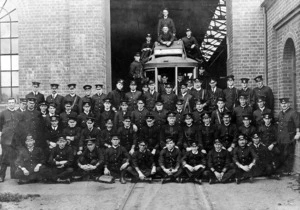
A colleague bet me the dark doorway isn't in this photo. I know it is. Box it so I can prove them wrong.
[110,0,226,89]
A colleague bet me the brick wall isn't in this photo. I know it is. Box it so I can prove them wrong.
[12,0,111,99]
[227,0,265,88]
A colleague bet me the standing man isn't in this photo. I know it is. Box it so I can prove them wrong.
[143,80,160,111]
[253,75,274,111]
[26,81,45,106]
[129,53,144,90]
[107,79,125,111]
[92,84,106,115]
[125,80,142,112]
[198,66,210,90]
[64,84,83,115]
[277,98,300,175]
[181,28,202,62]
[82,85,95,111]
[177,83,193,113]
[161,83,177,111]
[0,98,22,182]
[207,78,224,111]
[16,98,27,112]
[157,8,176,37]
[223,75,239,111]
[46,83,64,114]
[238,78,255,108]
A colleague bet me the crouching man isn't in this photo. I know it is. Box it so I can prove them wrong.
[48,136,74,184]
[204,139,235,184]
[127,140,156,183]
[233,134,257,184]
[181,141,206,184]
[104,134,130,184]
[15,134,51,184]
[77,138,104,181]
[159,137,183,184]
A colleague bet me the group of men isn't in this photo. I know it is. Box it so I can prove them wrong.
[0,69,299,185]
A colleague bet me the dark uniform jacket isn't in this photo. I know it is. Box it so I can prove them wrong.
[132,149,155,170]
[82,95,96,111]
[46,94,64,114]
[15,146,46,171]
[258,124,278,147]
[0,109,22,146]
[198,124,217,152]
[277,108,299,144]
[182,124,200,149]
[78,147,104,166]
[45,125,63,143]
[107,89,125,110]
[182,150,206,167]
[182,36,199,55]
[48,146,74,167]
[158,31,175,44]
[223,87,239,111]
[161,93,177,111]
[190,88,209,109]
[208,148,231,173]
[238,88,255,108]
[125,91,142,111]
[159,147,181,169]
[26,92,45,105]
[177,93,193,113]
[160,124,183,148]
[207,88,224,110]
[157,17,176,36]
[99,128,116,148]
[252,107,271,127]
[105,145,130,169]
[150,109,168,129]
[92,93,107,114]
[117,125,138,151]
[129,61,143,79]
[62,126,82,149]
[211,108,230,126]
[114,110,131,129]
[143,91,160,111]
[77,111,95,129]
[79,127,101,148]
[175,109,188,126]
[131,108,149,131]
[233,146,257,166]
[192,109,205,126]
[250,143,271,167]
[253,85,274,110]
[97,109,115,130]
[238,125,257,142]
[64,94,83,114]
[232,105,253,127]
[60,111,78,128]
[216,123,238,149]
[139,125,160,151]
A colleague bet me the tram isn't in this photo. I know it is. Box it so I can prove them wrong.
[144,40,199,94]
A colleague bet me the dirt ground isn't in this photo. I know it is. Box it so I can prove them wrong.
[0,174,299,210]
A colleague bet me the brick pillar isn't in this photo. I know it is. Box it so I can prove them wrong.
[226,0,265,87]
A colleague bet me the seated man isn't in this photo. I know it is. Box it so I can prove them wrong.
[15,134,50,184]
[157,26,175,47]
[233,134,258,184]
[127,140,156,183]
[140,33,154,64]
[62,113,81,155]
[159,137,183,183]
[181,141,206,184]
[48,136,74,183]
[205,139,235,184]
[181,28,202,62]
[104,134,130,184]
[77,138,104,181]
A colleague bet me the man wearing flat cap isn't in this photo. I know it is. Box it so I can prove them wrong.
[125,80,142,112]
[181,28,203,63]
[129,52,144,90]
[140,34,154,64]
[26,81,45,108]
[92,84,107,115]
[46,83,64,114]
[253,75,274,111]
[277,97,300,175]
[223,75,239,111]
[64,84,83,115]
[16,98,27,113]
[238,78,255,108]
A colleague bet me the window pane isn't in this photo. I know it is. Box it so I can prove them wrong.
[9,11,18,22]
[1,87,11,101]
[1,71,11,86]
[12,71,18,86]
[12,55,18,70]
[11,38,17,53]
[12,87,19,99]
[1,23,10,38]
[1,39,10,54]
[0,15,10,22]
[11,22,18,37]
[1,55,10,70]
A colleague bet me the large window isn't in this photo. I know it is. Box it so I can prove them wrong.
[0,1,18,102]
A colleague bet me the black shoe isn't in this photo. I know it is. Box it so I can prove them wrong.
[235,178,241,185]
[131,178,138,183]
[274,174,281,180]
[176,177,183,183]
[209,179,215,185]
[120,177,126,184]
[17,179,29,185]
[249,177,253,183]
[148,177,152,183]
[161,178,166,184]
[195,178,202,185]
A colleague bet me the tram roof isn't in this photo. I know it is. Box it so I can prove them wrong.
[144,56,198,69]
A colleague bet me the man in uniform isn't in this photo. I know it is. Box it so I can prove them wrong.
[252,95,271,128]
[238,78,255,108]
[178,83,193,113]
[127,140,156,183]
[143,80,160,111]
[190,78,209,110]
[0,98,22,181]
[233,134,257,184]
[192,99,206,126]
[64,83,83,114]
[198,66,210,90]
[182,141,206,184]
[277,97,300,175]
[181,28,202,62]
[198,112,217,154]
[207,78,224,111]
[15,134,50,184]
[205,139,235,184]
[150,100,168,130]
[113,100,131,129]
[131,99,148,132]
[158,74,169,95]
[77,100,95,129]
[129,53,144,90]
[182,113,200,152]
[62,113,81,155]
[125,80,142,112]
[107,79,125,111]
[238,114,257,143]
[81,85,95,111]
[253,75,274,111]
[175,99,189,126]
[159,137,182,183]
[60,100,78,129]
[140,34,154,64]
[97,98,115,130]
[161,82,177,111]
[157,8,176,37]
[92,84,106,115]
[46,83,64,114]
[158,25,175,47]
[223,75,239,111]
[99,118,116,150]
[211,97,229,126]
[16,98,27,112]
[104,134,130,184]
[26,81,45,107]
[232,94,253,127]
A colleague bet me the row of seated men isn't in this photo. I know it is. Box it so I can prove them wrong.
[14,127,277,185]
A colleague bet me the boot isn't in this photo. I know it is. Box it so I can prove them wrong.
[120,171,126,184]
